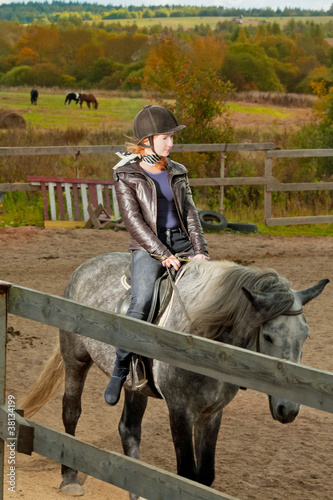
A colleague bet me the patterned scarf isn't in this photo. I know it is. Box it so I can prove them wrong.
[113,151,161,170]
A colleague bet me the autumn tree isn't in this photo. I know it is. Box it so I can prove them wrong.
[142,32,234,148]
[17,47,39,66]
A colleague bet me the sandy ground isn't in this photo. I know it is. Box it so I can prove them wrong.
[0,226,332,500]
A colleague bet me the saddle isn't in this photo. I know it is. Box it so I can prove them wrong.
[115,262,183,399]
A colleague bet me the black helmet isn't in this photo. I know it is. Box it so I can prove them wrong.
[133,105,185,143]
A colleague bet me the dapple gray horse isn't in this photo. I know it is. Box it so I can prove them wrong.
[21,252,329,498]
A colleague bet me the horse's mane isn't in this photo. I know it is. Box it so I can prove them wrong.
[180,260,294,345]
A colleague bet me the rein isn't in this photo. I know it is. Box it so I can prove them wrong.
[165,265,192,325]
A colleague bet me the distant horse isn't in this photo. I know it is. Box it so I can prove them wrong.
[79,93,98,109]
[64,92,80,106]
[30,88,38,105]
[20,254,329,498]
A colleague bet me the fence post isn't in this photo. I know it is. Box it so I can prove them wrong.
[75,151,80,178]
[264,152,273,223]
[219,153,226,213]
[0,282,9,500]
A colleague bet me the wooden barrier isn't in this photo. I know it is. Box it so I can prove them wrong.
[264,149,333,225]
[1,143,333,226]
[27,176,120,228]
[0,281,332,499]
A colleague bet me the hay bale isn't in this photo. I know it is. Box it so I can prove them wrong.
[0,109,26,129]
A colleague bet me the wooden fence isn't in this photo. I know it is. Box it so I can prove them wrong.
[1,143,333,225]
[0,281,332,500]
[27,175,120,227]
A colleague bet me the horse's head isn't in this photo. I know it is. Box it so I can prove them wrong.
[243,279,329,423]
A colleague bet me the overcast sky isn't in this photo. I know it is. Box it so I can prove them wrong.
[0,0,331,11]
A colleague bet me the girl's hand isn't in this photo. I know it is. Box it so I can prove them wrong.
[162,255,181,270]
[191,254,210,261]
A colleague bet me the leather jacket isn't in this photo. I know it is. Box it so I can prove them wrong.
[114,158,208,258]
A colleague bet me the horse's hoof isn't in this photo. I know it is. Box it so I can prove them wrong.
[60,483,84,496]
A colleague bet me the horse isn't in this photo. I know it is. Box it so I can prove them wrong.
[30,88,38,105]
[65,92,80,106]
[79,93,98,109]
[20,253,329,499]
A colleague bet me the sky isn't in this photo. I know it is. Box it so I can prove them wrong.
[0,0,331,11]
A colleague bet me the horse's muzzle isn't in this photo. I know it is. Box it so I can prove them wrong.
[269,395,300,424]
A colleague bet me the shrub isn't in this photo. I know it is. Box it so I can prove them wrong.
[1,65,30,86]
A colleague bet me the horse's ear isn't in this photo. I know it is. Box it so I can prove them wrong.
[242,287,255,305]
[296,279,329,305]
[241,287,264,310]
[242,287,283,316]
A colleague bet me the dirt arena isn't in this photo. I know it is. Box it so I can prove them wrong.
[1,226,332,500]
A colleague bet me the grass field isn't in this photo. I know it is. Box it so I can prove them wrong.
[0,90,305,131]
[0,91,149,131]
[100,16,333,30]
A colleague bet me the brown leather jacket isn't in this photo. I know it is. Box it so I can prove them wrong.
[114,158,208,258]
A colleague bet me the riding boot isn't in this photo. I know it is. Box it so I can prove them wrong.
[104,350,131,406]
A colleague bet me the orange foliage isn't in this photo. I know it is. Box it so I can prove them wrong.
[189,35,226,72]
[76,43,104,65]
[17,47,40,66]
[16,26,60,57]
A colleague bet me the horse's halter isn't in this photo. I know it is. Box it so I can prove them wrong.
[254,306,304,354]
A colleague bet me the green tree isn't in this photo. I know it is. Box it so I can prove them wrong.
[27,62,62,86]
[1,65,30,85]
[89,57,115,84]
[221,44,284,91]
[58,74,77,88]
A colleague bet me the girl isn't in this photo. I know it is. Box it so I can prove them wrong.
[105,105,210,405]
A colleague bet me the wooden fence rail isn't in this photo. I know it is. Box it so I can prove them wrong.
[1,144,333,226]
[0,281,332,499]
[27,175,120,224]
[264,148,333,225]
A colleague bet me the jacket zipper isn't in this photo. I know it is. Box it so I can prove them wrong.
[140,170,158,235]
[170,173,190,239]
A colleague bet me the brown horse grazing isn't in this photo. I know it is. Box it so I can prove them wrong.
[79,93,98,109]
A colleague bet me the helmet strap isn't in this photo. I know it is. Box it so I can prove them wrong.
[138,135,159,155]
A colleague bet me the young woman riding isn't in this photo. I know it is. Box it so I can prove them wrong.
[104,104,210,406]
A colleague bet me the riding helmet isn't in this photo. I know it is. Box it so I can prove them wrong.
[133,105,186,143]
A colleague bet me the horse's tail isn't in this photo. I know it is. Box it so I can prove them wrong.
[19,345,65,418]
[95,99,98,109]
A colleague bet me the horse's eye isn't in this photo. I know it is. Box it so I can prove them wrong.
[263,333,273,344]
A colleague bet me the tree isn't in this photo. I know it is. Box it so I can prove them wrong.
[142,33,191,94]
[1,65,30,85]
[27,62,62,86]
[142,33,234,145]
[89,57,115,84]
[221,44,284,91]
[17,47,40,66]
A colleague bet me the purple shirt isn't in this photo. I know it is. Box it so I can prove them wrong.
[143,169,180,230]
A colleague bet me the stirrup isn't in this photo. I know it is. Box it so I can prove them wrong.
[130,357,148,391]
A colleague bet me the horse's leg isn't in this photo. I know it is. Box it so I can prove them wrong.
[119,390,148,500]
[168,405,197,481]
[87,102,91,109]
[194,410,223,486]
[60,336,92,496]
[119,389,148,459]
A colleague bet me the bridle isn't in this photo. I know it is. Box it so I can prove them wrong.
[255,306,304,354]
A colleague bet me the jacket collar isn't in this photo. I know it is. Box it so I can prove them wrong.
[115,158,188,176]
